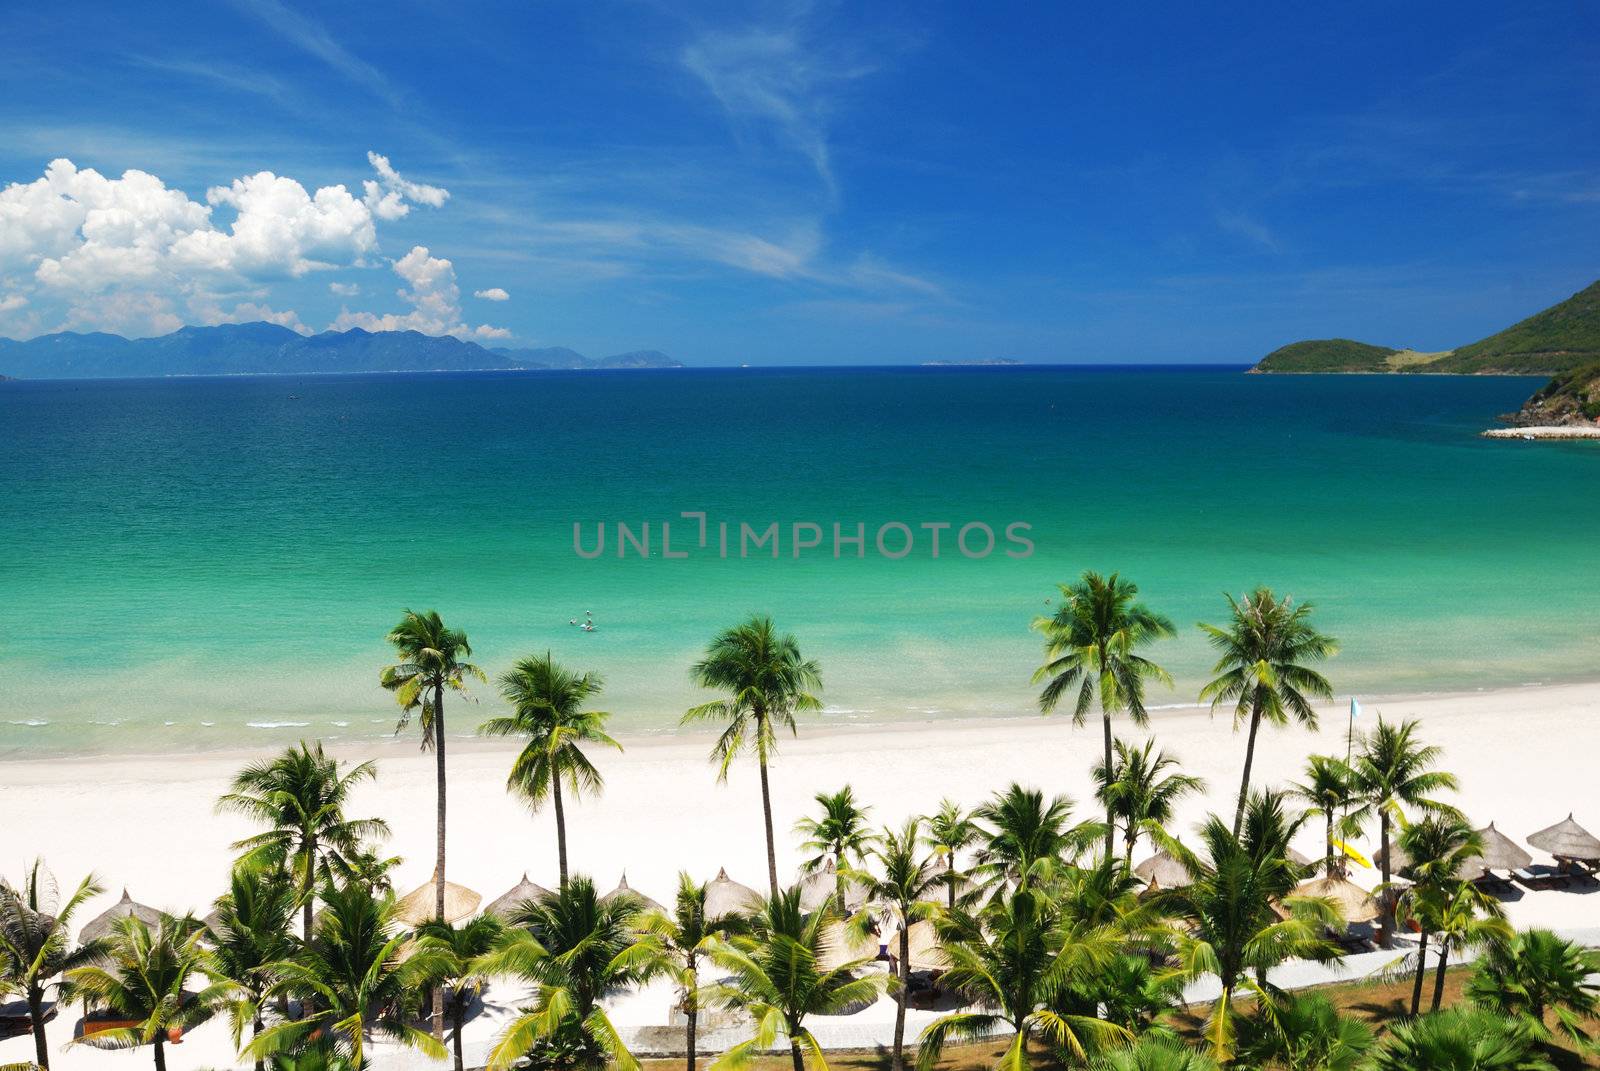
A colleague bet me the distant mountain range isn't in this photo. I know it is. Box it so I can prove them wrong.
[1252,279,1600,374]
[0,322,684,379]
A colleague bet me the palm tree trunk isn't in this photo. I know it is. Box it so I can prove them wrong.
[433,680,448,1041]
[1324,812,1335,876]
[946,858,956,913]
[834,847,846,911]
[1124,824,1136,870]
[452,997,465,1071]
[252,1012,265,1071]
[1102,712,1116,862]
[788,1038,805,1071]
[1410,930,1430,1015]
[758,752,779,899]
[1379,811,1393,948]
[27,988,49,1070]
[1233,703,1263,836]
[686,948,699,1071]
[892,925,910,1071]
[552,773,569,888]
[153,1033,167,1071]
[685,1007,697,1071]
[1430,942,1449,1011]
[303,831,318,942]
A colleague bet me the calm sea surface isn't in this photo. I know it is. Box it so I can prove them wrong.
[2,366,1595,756]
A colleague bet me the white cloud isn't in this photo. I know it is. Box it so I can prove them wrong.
[362,152,448,220]
[473,286,509,301]
[333,245,506,340]
[0,153,451,337]
[329,281,360,296]
[0,294,29,313]
[189,296,310,334]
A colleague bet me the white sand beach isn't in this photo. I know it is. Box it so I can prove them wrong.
[3,680,1598,1068]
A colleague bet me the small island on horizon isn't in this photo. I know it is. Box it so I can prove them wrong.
[920,357,1024,366]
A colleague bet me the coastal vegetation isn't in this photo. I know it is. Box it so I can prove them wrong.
[4,585,1598,1071]
[1252,278,1600,375]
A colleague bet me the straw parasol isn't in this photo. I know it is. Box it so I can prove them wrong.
[78,889,162,944]
[886,920,950,973]
[1286,847,1314,868]
[704,868,763,920]
[796,860,870,914]
[819,919,884,972]
[1458,823,1533,879]
[1527,814,1600,864]
[393,871,482,927]
[483,873,551,919]
[1374,840,1412,876]
[1291,876,1380,924]
[601,873,665,915]
[1133,850,1193,890]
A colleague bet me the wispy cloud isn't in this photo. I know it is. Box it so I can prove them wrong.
[226,0,402,108]
[127,55,294,106]
[1214,209,1281,254]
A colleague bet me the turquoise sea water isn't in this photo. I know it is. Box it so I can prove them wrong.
[2,366,1596,757]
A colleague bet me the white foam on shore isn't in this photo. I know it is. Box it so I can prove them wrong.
[246,721,311,729]
[8,720,48,727]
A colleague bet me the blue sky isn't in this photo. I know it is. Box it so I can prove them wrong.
[1,1,1597,364]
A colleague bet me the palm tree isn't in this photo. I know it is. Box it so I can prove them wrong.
[1394,814,1483,1015]
[1368,1005,1554,1071]
[1033,571,1176,861]
[1156,793,1340,1062]
[918,884,1129,1070]
[638,873,752,1071]
[1091,1036,1219,1071]
[1347,716,1460,948]
[922,799,980,912]
[207,862,299,1071]
[704,887,889,1071]
[973,783,1101,892]
[1078,954,1184,1037]
[0,861,103,1070]
[481,652,621,888]
[1093,738,1204,869]
[67,913,230,1071]
[1197,588,1337,835]
[1425,883,1512,1012]
[251,883,444,1069]
[851,818,943,1071]
[217,742,390,940]
[794,785,876,909]
[1468,928,1600,1054]
[413,914,506,1071]
[1288,755,1357,877]
[683,615,823,898]
[1234,992,1373,1071]
[480,876,663,1071]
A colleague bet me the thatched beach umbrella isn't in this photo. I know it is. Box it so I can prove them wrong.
[1286,847,1314,868]
[78,889,162,944]
[394,871,481,927]
[1291,876,1380,924]
[819,919,884,972]
[1374,840,1413,876]
[796,860,870,914]
[601,873,665,915]
[886,920,950,973]
[1527,814,1600,864]
[483,873,551,920]
[1458,823,1533,879]
[705,868,763,920]
[1133,850,1193,891]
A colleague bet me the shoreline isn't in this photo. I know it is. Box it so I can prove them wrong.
[1482,424,1600,439]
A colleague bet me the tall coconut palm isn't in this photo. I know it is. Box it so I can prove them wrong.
[1155,793,1341,1062]
[973,784,1101,892]
[1288,754,1358,877]
[704,887,889,1071]
[250,883,444,1069]
[67,913,230,1071]
[207,862,299,1071]
[683,616,823,898]
[794,785,876,910]
[1347,716,1460,948]
[480,876,664,1071]
[851,818,943,1071]
[1394,814,1484,1015]
[638,873,752,1071]
[1425,884,1511,1013]
[1468,928,1600,1054]
[217,742,389,940]
[923,800,980,913]
[918,884,1129,1070]
[481,652,620,888]
[413,915,506,1071]
[1033,571,1176,861]
[1093,738,1204,869]
[1368,1005,1554,1071]
[0,861,103,1070]
[1197,588,1337,835]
